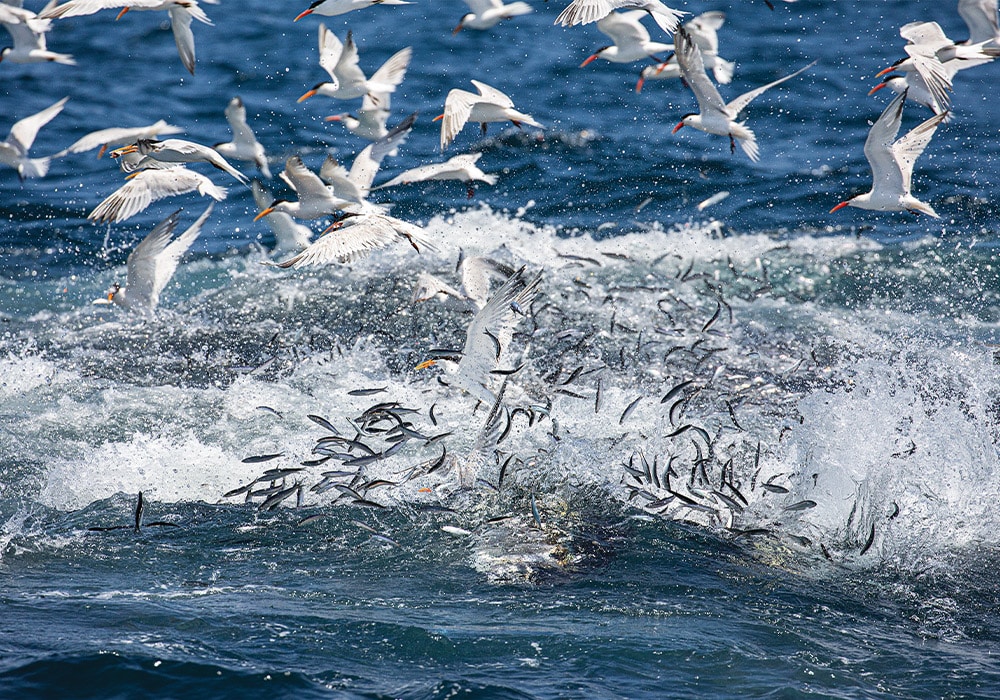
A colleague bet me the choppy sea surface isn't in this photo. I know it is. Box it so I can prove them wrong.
[3,0,1000,697]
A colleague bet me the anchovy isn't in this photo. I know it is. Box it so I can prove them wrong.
[297,514,329,527]
[887,502,900,520]
[259,483,302,512]
[557,252,602,266]
[619,396,642,425]
[668,399,686,427]
[594,379,603,414]
[701,302,721,333]
[369,534,400,547]
[561,365,584,385]
[760,483,789,494]
[660,379,694,405]
[726,401,744,431]
[859,522,876,555]
[223,483,254,498]
[307,414,340,435]
[255,467,304,482]
[556,388,587,399]
[427,446,448,473]
[783,500,817,512]
[134,491,144,533]
[530,492,542,528]
[498,454,516,489]
[256,406,283,418]
[711,490,744,513]
[362,479,397,490]
[348,387,388,396]
[351,498,387,509]
[334,484,365,500]
[428,403,438,426]
[241,453,284,464]
[300,456,333,468]
[425,431,452,444]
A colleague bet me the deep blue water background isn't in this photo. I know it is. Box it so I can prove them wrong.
[3,1,1000,698]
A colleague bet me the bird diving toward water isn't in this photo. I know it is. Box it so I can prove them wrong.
[0,96,68,179]
[94,204,213,314]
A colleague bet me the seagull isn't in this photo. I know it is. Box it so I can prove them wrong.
[251,180,313,255]
[830,90,947,219]
[297,25,411,104]
[256,113,414,221]
[453,0,532,32]
[554,0,684,36]
[111,138,249,184]
[95,205,212,314]
[416,266,542,406]
[375,152,497,198]
[88,164,227,224]
[53,120,183,159]
[40,0,213,75]
[636,11,733,91]
[579,10,671,66]
[958,0,999,46]
[0,4,75,65]
[875,21,1000,113]
[213,97,271,179]
[0,96,68,180]
[437,80,541,150]
[294,0,410,22]
[672,26,814,162]
[267,212,435,268]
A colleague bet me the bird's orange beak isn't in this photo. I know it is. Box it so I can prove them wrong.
[253,207,274,222]
[432,114,444,122]
[125,170,142,180]
[294,8,313,21]
[297,90,317,103]
[867,82,888,95]
[415,359,438,370]
[580,53,601,67]
[452,21,463,34]
[115,7,130,20]
[324,115,343,122]
[875,66,895,78]
[671,121,685,134]
[109,144,137,159]
[829,201,851,213]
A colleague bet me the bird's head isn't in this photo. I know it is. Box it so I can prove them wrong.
[580,46,611,67]
[453,13,473,34]
[253,199,286,221]
[297,83,325,103]
[868,75,902,95]
[672,113,697,133]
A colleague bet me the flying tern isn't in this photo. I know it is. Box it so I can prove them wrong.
[437,80,541,150]
[0,4,75,65]
[375,152,496,197]
[40,0,214,75]
[298,25,411,104]
[111,138,248,185]
[580,10,671,66]
[453,0,532,32]
[89,164,227,224]
[636,11,733,91]
[554,0,684,36]
[0,96,68,179]
[251,181,313,255]
[672,26,814,162]
[958,0,1000,46]
[294,0,410,22]
[95,205,212,314]
[213,97,271,179]
[830,90,947,218]
[54,120,183,159]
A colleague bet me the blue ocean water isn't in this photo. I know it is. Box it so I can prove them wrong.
[3,0,1000,697]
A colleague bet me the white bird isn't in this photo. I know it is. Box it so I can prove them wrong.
[437,80,541,150]
[293,0,410,22]
[412,255,515,309]
[0,3,75,65]
[830,90,947,219]
[0,96,67,179]
[257,113,413,221]
[111,138,248,184]
[579,10,671,66]
[53,120,183,159]
[375,152,497,197]
[636,11,733,91]
[297,25,411,104]
[672,26,814,162]
[416,266,542,406]
[453,0,532,32]
[554,0,684,36]
[213,97,271,179]
[876,21,1000,113]
[40,0,213,75]
[95,204,212,314]
[868,71,952,119]
[251,181,313,255]
[268,212,435,268]
[325,100,391,141]
[88,165,227,223]
[958,0,999,46]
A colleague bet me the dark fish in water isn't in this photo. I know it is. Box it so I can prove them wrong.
[300,456,333,467]
[348,387,388,396]
[297,514,329,527]
[223,483,254,498]
[425,431,452,444]
[561,365,584,385]
[860,522,876,555]
[760,482,789,494]
[241,453,284,464]
[428,403,438,426]
[307,414,340,435]
[134,491,143,533]
[620,396,642,424]
[556,387,587,399]
[255,467,305,483]
[701,302,721,333]
[351,498,387,509]
[259,483,302,512]
[711,490,744,513]
[660,379,694,405]
[783,500,817,512]
[594,379,603,414]
[888,502,900,520]
[256,406,283,418]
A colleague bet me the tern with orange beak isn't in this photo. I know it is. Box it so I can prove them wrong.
[39,0,214,75]
[830,90,947,219]
[555,0,684,36]
[297,25,410,104]
[672,25,814,162]
[111,138,248,184]
[437,80,541,150]
[579,10,671,67]
[293,0,410,22]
